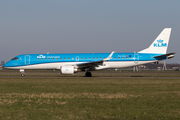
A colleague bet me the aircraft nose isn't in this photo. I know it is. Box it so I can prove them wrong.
[3,63,7,68]
[3,62,11,68]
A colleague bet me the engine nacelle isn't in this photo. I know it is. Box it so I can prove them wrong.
[60,66,77,74]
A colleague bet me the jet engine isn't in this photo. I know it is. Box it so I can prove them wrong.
[60,66,78,74]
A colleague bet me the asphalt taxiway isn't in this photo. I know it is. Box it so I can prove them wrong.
[0,76,180,79]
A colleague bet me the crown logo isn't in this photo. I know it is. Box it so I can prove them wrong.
[157,39,163,43]
[154,39,167,47]
[37,55,46,58]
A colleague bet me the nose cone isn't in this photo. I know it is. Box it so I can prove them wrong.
[3,61,11,68]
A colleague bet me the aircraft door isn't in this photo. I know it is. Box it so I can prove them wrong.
[134,53,139,64]
[25,55,30,65]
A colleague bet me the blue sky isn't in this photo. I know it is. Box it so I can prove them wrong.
[0,0,180,63]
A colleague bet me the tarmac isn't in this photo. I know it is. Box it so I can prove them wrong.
[0,76,180,79]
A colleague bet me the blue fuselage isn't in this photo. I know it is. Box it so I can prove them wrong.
[4,53,165,69]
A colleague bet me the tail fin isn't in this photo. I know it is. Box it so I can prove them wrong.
[138,28,172,54]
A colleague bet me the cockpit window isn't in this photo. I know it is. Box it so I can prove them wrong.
[11,57,18,60]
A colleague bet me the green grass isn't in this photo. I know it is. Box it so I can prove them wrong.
[0,76,180,119]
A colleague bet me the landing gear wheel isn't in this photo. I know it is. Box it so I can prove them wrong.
[21,73,25,77]
[85,72,92,77]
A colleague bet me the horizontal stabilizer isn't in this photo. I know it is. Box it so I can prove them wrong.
[154,52,176,59]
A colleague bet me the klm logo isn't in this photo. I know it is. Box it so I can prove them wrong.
[154,39,167,47]
[37,55,46,58]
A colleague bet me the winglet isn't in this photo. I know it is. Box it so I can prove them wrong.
[103,51,115,61]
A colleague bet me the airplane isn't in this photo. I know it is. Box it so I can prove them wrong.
[3,28,175,77]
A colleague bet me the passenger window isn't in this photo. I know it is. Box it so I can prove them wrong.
[89,57,91,59]
[41,58,43,60]
[114,57,116,59]
[72,58,74,60]
[85,57,87,59]
[60,58,62,60]
[45,58,47,60]
[68,58,70,60]
[56,58,58,60]
[100,57,102,59]
[81,57,82,59]
[53,58,54,60]
[37,58,39,60]
[64,58,66,60]
[118,57,120,59]
[93,57,95,59]
[49,58,50,60]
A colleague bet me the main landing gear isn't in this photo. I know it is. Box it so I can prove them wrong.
[20,69,25,77]
[85,72,92,77]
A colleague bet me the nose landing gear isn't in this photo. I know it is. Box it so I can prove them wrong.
[21,73,25,77]
[20,69,25,77]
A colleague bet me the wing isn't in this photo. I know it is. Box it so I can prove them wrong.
[76,51,115,70]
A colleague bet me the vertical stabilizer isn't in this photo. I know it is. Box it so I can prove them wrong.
[138,28,172,54]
